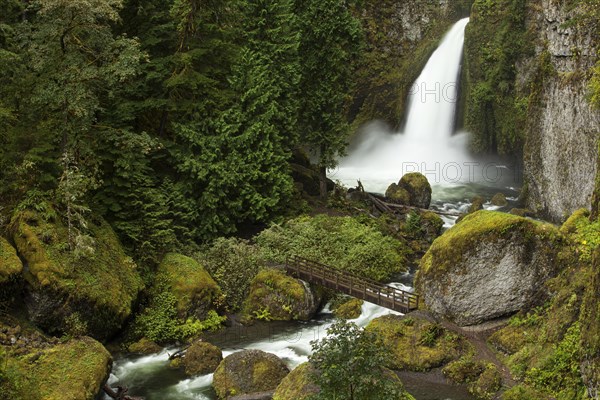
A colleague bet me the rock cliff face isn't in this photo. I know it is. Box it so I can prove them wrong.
[522,0,600,222]
[464,0,600,222]
[352,0,472,127]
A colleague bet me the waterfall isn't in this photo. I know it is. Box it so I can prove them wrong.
[332,18,473,194]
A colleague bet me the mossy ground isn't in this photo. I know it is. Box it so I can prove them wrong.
[9,209,143,339]
[242,268,315,322]
[366,315,469,371]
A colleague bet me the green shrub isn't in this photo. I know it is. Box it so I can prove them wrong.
[196,237,263,312]
[256,215,408,281]
[443,357,486,384]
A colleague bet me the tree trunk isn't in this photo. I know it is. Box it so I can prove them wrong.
[319,165,328,200]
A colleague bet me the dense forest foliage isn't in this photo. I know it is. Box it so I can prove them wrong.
[0,0,364,266]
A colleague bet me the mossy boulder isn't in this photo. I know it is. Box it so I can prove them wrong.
[1,336,111,400]
[398,173,432,209]
[385,183,410,204]
[127,337,162,354]
[443,357,486,384]
[416,211,564,326]
[212,349,290,399]
[331,298,363,320]
[183,340,222,376]
[132,253,225,343]
[155,253,222,320]
[242,269,320,322]
[0,237,22,285]
[468,196,485,214]
[273,362,320,400]
[366,315,467,371]
[10,209,143,340]
[491,193,508,207]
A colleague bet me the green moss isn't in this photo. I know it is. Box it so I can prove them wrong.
[127,337,162,354]
[256,215,409,282]
[212,350,289,399]
[1,336,111,400]
[385,183,410,204]
[332,298,363,320]
[560,210,600,262]
[502,384,549,400]
[242,268,315,322]
[157,253,222,318]
[0,237,22,285]
[130,254,225,343]
[366,315,468,371]
[273,362,320,400]
[469,364,502,400]
[183,341,222,376]
[10,209,143,339]
[442,357,486,384]
[418,210,562,278]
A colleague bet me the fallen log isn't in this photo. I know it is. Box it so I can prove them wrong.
[365,193,462,218]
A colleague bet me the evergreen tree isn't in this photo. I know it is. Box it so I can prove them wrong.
[194,0,300,238]
[295,0,362,198]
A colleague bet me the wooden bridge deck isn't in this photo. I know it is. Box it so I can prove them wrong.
[285,256,419,314]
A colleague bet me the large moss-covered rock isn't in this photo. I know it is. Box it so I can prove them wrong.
[331,297,363,320]
[132,253,225,343]
[273,362,320,400]
[385,183,410,204]
[0,237,22,285]
[366,315,468,371]
[242,269,319,322]
[212,349,289,399]
[182,340,222,376]
[1,335,111,400]
[156,253,222,320]
[416,211,564,326]
[10,209,143,340]
[398,173,432,208]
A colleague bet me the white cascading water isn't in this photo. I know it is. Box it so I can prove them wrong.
[332,18,473,194]
[105,19,482,400]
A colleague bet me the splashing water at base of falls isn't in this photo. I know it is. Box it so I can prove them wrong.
[331,18,501,195]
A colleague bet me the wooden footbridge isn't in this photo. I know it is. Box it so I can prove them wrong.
[285,256,419,314]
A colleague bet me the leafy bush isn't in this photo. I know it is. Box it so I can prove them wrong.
[255,215,408,281]
[195,237,263,312]
[309,320,413,400]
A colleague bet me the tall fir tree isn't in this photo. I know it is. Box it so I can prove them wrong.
[295,0,362,198]
[195,0,301,238]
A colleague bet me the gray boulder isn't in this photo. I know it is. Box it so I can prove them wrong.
[415,211,564,326]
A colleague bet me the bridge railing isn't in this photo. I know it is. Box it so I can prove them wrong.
[284,255,419,312]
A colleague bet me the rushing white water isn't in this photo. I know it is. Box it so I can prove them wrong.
[106,300,405,400]
[332,18,475,194]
